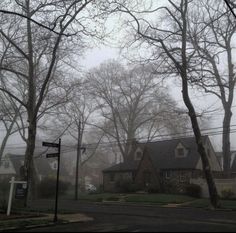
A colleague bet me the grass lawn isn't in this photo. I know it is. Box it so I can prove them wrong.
[78,193,236,210]
[184,199,236,210]
[125,194,195,205]
[78,193,122,202]
[78,193,196,205]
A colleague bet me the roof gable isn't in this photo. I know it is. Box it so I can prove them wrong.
[145,137,201,170]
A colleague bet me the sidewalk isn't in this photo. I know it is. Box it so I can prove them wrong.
[0,213,93,232]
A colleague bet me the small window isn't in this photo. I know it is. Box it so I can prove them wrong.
[179,172,186,183]
[144,171,151,185]
[136,151,143,160]
[177,148,185,157]
[165,171,171,179]
[109,173,115,182]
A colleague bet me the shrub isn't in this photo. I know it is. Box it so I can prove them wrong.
[185,184,202,198]
[115,180,140,193]
[38,178,70,198]
[162,181,180,194]
[146,184,161,194]
[221,189,235,200]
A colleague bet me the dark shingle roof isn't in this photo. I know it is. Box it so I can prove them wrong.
[103,161,140,173]
[103,136,209,173]
[146,137,205,170]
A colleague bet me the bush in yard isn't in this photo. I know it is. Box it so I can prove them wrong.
[0,179,9,212]
[146,184,161,194]
[115,180,140,193]
[38,177,70,198]
[185,184,202,198]
[221,189,235,200]
[162,180,180,194]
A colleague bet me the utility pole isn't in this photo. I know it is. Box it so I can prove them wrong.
[75,119,81,200]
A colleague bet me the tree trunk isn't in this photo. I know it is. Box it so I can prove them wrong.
[222,108,232,176]
[182,78,220,208]
[24,118,37,205]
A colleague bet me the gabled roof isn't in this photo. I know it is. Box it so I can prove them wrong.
[7,154,24,174]
[103,161,140,173]
[6,154,55,177]
[145,136,207,170]
[103,136,210,173]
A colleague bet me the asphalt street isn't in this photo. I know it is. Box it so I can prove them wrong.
[16,201,236,232]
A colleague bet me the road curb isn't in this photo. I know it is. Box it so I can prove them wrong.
[0,214,94,232]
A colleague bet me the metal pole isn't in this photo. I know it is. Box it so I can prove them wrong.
[75,120,81,200]
[54,138,61,223]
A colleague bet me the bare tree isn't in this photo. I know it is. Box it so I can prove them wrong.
[0,0,109,201]
[115,0,220,207]
[87,61,189,163]
[187,0,236,176]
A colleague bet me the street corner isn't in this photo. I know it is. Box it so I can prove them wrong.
[57,213,94,224]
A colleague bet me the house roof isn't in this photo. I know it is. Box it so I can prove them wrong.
[103,136,210,173]
[6,154,62,177]
[7,154,24,175]
[145,136,207,170]
[103,161,140,173]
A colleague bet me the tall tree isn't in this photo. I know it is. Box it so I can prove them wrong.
[116,0,220,207]
[188,0,236,175]
[87,61,189,162]
[0,0,109,201]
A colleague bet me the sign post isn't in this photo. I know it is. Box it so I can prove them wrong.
[7,177,27,216]
[42,138,61,223]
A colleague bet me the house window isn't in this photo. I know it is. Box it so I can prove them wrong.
[144,171,151,185]
[177,148,185,157]
[109,173,115,182]
[165,171,171,179]
[179,172,186,183]
[136,151,143,160]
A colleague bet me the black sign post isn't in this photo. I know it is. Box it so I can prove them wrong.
[42,139,61,223]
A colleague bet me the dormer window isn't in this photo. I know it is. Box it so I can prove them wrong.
[175,143,187,158]
[177,148,184,157]
[135,149,143,160]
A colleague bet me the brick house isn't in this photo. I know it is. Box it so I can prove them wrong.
[103,136,222,192]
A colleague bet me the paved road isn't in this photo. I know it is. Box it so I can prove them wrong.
[17,200,236,232]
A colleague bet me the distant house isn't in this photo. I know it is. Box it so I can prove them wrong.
[0,155,16,180]
[216,151,236,174]
[103,136,222,192]
[0,154,68,182]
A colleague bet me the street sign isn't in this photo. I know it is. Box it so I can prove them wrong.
[42,142,59,148]
[46,153,59,158]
